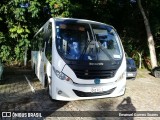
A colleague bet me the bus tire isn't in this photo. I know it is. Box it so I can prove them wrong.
[33,64,37,78]
[32,63,35,72]
[31,62,34,70]
[44,74,48,88]
[44,74,53,100]
[45,78,62,102]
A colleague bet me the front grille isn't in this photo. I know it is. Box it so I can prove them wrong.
[73,69,116,79]
[73,87,116,97]
[127,67,136,72]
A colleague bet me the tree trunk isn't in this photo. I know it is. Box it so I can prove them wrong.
[137,51,142,69]
[24,47,28,67]
[137,0,158,69]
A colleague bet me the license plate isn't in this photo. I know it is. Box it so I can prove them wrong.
[91,87,103,93]
[127,73,134,77]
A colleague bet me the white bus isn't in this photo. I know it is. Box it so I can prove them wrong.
[31,18,126,101]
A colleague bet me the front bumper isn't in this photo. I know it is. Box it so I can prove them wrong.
[50,75,126,101]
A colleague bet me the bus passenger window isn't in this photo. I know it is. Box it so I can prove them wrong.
[46,35,52,63]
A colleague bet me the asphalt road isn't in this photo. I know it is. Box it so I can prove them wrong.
[0,67,160,120]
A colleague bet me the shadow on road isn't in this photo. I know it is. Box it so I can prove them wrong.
[0,88,69,118]
[117,97,136,120]
[1,66,35,85]
[0,66,138,119]
[0,66,69,119]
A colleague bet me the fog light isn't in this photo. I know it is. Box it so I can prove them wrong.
[58,90,62,95]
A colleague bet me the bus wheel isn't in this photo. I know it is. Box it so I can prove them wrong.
[32,63,36,73]
[31,62,34,70]
[44,74,48,88]
[44,75,52,99]
[44,75,61,102]
[31,64,36,78]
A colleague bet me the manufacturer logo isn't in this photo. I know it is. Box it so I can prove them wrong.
[94,78,100,84]
[89,63,104,66]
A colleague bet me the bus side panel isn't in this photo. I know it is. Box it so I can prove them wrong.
[32,50,45,86]
[31,51,38,75]
[39,51,48,87]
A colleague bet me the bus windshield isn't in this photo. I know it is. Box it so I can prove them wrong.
[56,20,122,61]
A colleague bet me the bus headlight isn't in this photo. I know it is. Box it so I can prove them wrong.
[53,67,71,81]
[116,72,125,82]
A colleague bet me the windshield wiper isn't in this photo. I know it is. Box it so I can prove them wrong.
[79,40,92,60]
[97,42,116,64]
[79,31,93,60]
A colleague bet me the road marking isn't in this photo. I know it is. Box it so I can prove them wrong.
[24,75,35,93]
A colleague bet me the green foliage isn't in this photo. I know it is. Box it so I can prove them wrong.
[0,0,160,67]
[0,0,40,64]
[0,32,5,43]
[0,45,12,62]
[47,0,71,17]
[28,1,41,18]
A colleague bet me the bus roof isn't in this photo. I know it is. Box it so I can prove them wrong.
[34,18,114,38]
[50,18,114,28]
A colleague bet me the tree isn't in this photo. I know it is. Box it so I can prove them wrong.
[0,0,74,65]
[0,0,47,64]
[137,0,158,69]
[0,0,160,68]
